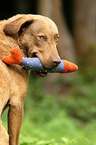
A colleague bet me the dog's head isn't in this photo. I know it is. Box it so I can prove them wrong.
[4,14,61,76]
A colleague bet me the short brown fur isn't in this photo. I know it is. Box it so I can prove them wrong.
[0,14,60,145]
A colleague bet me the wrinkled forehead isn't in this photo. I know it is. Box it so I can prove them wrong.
[29,16,59,35]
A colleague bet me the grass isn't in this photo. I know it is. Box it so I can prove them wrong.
[1,73,96,145]
[19,96,96,145]
[2,96,96,145]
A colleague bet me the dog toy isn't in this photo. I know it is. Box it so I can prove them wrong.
[3,49,78,73]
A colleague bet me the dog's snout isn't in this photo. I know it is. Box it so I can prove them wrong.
[52,58,61,66]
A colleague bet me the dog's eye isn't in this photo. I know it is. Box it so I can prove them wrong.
[39,36,44,39]
[55,35,59,42]
[56,36,59,41]
[38,36,45,40]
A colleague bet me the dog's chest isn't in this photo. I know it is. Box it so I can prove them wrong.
[9,65,29,100]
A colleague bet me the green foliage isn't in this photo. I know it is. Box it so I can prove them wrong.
[2,72,96,145]
[60,82,96,122]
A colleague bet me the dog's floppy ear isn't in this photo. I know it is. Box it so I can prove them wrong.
[3,15,33,36]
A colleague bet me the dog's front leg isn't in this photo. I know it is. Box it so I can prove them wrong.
[8,100,24,145]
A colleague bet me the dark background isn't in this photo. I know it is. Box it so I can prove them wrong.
[0,0,72,32]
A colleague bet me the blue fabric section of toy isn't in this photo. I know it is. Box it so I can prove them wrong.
[20,57,64,73]
[46,60,64,73]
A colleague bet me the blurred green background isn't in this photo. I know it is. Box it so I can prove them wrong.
[1,0,96,144]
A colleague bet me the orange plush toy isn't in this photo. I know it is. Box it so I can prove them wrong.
[3,49,78,73]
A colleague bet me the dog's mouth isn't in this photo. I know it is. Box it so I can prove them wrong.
[35,71,47,77]
[32,52,48,77]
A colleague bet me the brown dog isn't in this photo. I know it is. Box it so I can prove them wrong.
[0,14,60,145]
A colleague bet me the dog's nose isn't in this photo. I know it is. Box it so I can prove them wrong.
[52,58,61,66]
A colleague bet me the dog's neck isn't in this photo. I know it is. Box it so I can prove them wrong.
[16,36,29,58]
